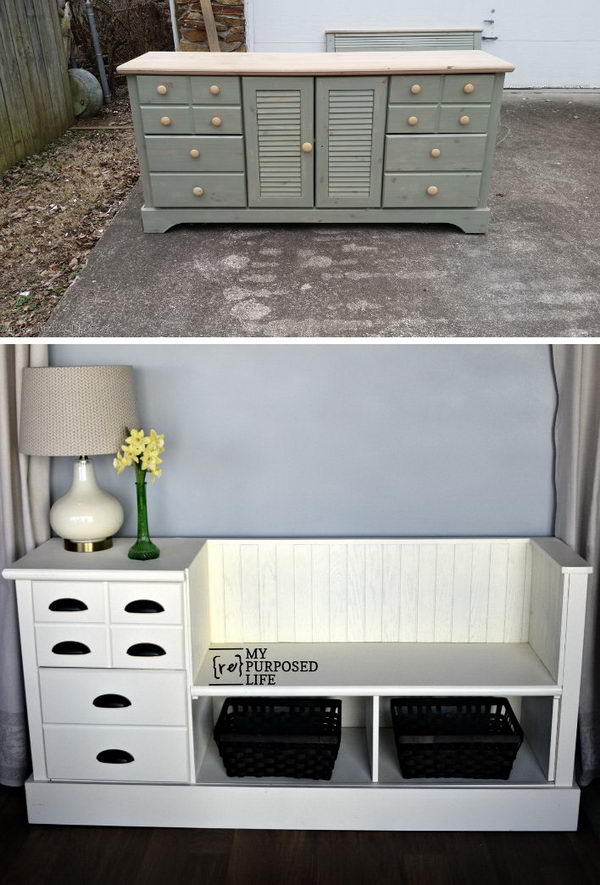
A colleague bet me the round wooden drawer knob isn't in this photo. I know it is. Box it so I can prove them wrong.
[189,149,201,159]
[459,115,471,126]
[426,185,439,196]
[211,116,222,127]
[407,116,419,126]
[302,142,313,153]
[463,83,475,94]
[192,186,204,197]
[209,84,221,95]
[430,148,441,158]
[160,116,172,127]
[410,84,422,94]
[156,84,168,95]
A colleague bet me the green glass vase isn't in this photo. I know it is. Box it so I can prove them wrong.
[128,467,160,561]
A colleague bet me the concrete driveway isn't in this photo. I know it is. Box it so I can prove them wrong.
[44,91,600,338]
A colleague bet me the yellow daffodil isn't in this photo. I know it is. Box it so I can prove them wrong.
[113,428,165,481]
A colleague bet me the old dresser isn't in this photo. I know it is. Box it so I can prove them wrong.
[118,51,515,234]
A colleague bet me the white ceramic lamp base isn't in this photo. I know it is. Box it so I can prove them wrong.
[50,457,124,552]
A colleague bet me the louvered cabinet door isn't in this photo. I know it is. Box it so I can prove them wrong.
[315,76,388,208]
[243,77,314,208]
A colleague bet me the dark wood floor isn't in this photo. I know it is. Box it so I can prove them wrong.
[1,787,599,885]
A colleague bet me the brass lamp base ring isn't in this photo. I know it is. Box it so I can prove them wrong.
[64,538,113,553]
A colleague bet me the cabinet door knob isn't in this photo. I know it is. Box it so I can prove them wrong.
[463,82,475,94]
[426,185,439,196]
[410,83,422,94]
[209,84,221,95]
[52,640,90,655]
[124,599,165,614]
[97,749,134,764]
[93,694,132,709]
[127,642,166,657]
[192,186,204,197]
[160,116,172,126]
[49,597,88,612]
[156,84,168,95]
[459,115,471,126]
[211,116,222,127]
[301,142,313,153]
[189,149,200,159]
[430,148,441,158]
[407,116,418,126]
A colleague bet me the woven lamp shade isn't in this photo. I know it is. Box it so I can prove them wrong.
[20,366,138,456]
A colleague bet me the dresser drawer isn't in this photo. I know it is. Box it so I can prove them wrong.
[35,624,109,667]
[150,173,247,208]
[111,625,185,669]
[32,581,105,623]
[137,75,189,104]
[387,105,437,134]
[141,105,193,134]
[108,582,183,625]
[192,105,242,135]
[39,668,187,726]
[439,105,491,133]
[385,134,488,172]
[442,74,495,104]
[389,75,442,103]
[191,76,241,105]
[145,135,245,173]
[44,724,190,782]
[383,172,482,208]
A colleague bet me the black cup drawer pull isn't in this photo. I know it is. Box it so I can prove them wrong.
[93,693,132,709]
[127,642,166,657]
[96,749,134,764]
[124,599,165,614]
[49,598,88,612]
[52,640,91,655]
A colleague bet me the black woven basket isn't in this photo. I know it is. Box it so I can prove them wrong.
[214,697,342,780]
[390,697,523,780]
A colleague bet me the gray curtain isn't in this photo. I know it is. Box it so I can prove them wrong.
[0,343,49,786]
[553,343,600,786]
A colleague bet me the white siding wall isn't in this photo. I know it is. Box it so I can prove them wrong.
[246,0,600,88]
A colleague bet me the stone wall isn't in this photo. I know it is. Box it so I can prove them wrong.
[176,1,245,52]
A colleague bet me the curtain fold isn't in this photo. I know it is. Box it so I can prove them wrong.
[0,343,50,786]
[553,343,600,786]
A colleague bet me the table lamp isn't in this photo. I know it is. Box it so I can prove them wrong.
[19,365,138,552]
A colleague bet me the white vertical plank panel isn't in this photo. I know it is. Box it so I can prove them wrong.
[241,544,260,639]
[529,545,564,681]
[469,543,490,642]
[381,545,401,641]
[347,545,366,641]
[329,544,348,642]
[521,542,533,642]
[311,544,330,642]
[399,544,418,641]
[505,542,527,641]
[259,543,278,641]
[433,545,454,642]
[222,543,242,641]
[293,544,313,641]
[276,543,295,641]
[451,544,472,642]
[417,545,436,641]
[207,542,225,640]
[365,544,383,641]
[487,543,509,642]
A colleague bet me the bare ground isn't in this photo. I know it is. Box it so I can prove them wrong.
[0,96,138,337]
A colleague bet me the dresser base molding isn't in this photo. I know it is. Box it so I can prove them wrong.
[25,779,580,831]
[140,206,491,234]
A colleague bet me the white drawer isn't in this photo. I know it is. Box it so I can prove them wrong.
[110,625,185,669]
[32,581,105,623]
[108,582,183,624]
[43,724,190,782]
[35,624,109,667]
[39,668,188,726]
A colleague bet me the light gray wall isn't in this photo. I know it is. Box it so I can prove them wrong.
[50,344,555,538]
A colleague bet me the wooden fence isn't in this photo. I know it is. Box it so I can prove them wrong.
[0,0,73,172]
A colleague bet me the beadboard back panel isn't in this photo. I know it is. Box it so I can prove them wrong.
[528,542,567,682]
[206,539,533,644]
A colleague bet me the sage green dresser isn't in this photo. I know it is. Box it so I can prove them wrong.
[118,51,515,234]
